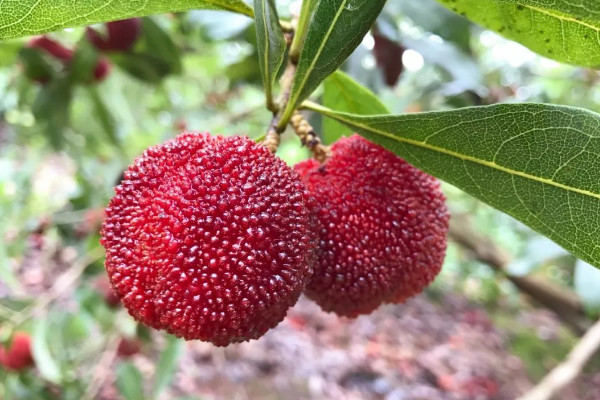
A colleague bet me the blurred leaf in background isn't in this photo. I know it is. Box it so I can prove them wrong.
[1,0,600,399]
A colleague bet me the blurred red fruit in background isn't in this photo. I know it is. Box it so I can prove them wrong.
[86,19,141,52]
[28,36,73,61]
[0,332,35,371]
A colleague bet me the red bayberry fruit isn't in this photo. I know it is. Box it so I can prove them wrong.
[27,36,73,61]
[24,37,73,83]
[86,19,141,52]
[116,337,141,358]
[295,135,449,317]
[100,133,315,346]
[0,332,34,371]
[93,58,111,82]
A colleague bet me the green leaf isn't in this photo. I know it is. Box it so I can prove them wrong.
[322,71,388,144]
[152,336,183,398]
[496,0,600,22]
[437,0,600,67]
[111,17,182,82]
[305,102,600,269]
[0,0,253,40]
[138,17,182,75]
[116,362,145,400]
[70,41,100,84]
[32,76,73,149]
[18,48,55,82]
[254,0,286,110]
[60,313,92,343]
[32,318,62,383]
[0,299,31,312]
[32,77,72,119]
[113,53,172,83]
[0,41,22,67]
[88,87,119,147]
[279,0,386,126]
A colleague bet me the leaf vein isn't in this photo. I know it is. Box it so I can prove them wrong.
[328,112,600,201]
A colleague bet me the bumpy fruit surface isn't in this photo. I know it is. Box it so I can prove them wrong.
[295,135,449,317]
[86,19,141,52]
[101,133,314,345]
[0,332,34,371]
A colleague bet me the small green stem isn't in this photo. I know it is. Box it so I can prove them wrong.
[254,133,267,143]
[277,99,326,132]
[289,0,315,64]
[300,100,328,112]
[266,89,277,113]
[276,100,296,132]
[279,20,294,33]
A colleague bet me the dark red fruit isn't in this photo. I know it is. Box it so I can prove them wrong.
[101,133,314,346]
[116,338,141,357]
[93,58,111,82]
[372,33,405,87]
[0,332,34,371]
[295,135,449,317]
[27,36,73,61]
[86,19,141,52]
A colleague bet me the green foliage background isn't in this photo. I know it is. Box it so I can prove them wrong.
[1,0,600,398]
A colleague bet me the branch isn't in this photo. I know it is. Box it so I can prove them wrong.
[9,247,104,327]
[263,125,280,154]
[516,317,600,400]
[508,275,589,335]
[0,118,7,147]
[448,214,510,269]
[449,214,590,335]
[82,331,122,400]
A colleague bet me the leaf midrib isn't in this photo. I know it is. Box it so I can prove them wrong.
[0,0,44,31]
[290,0,349,106]
[521,2,600,33]
[0,0,254,35]
[314,105,600,201]
[260,1,271,90]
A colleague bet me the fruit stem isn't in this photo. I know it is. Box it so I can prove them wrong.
[264,125,281,153]
[290,111,330,163]
[270,54,301,133]
[5,247,104,328]
[263,0,316,153]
